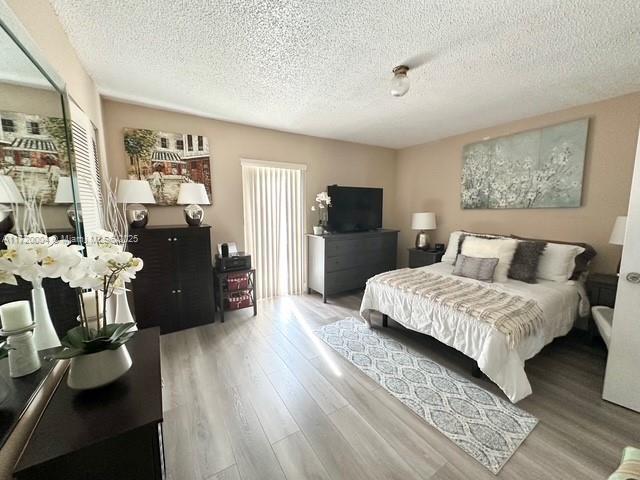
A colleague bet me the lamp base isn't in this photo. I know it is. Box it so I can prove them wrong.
[66,204,83,229]
[415,231,431,250]
[183,204,204,226]
[126,203,149,228]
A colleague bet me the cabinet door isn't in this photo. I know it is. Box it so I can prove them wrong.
[173,228,214,330]
[129,230,177,333]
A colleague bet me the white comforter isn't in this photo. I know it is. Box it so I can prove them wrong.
[359,262,588,403]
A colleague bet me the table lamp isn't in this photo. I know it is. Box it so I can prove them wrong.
[609,215,627,274]
[0,175,24,235]
[177,183,210,226]
[411,212,436,250]
[116,179,156,228]
[54,176,82,228]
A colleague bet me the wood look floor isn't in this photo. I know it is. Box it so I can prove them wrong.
[160,292,640,480]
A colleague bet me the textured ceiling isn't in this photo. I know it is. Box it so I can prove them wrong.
[49,0,640,148]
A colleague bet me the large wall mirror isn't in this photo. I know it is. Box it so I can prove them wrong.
[0,6,83,447]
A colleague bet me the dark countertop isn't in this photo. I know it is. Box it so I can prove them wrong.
[14,327,162,475]
[0,350,58,449]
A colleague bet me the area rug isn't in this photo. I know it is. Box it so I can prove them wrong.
[314,317,538,474]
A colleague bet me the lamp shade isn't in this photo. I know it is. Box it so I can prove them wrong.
[177,183,210,205]
[411,212,436,230]
[116,179,156,204]
[609,216,627,245]
[0,175,23,204]
[54,176,74,203]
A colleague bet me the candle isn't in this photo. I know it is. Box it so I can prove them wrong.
[0,301,33,332]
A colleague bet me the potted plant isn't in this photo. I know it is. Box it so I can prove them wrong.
[55,230,143,390]
[311,191,331,235]
[0,233,84,350]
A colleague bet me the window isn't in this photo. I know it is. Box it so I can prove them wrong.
[176,139,184,150]
[187,135,193,151]
[241,160,306,298]
[1,119,15,133]
[197,135,203,150]
[27,121,40,135]
[160,137,168,149]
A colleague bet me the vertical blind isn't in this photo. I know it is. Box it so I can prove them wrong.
[242,161,305,299]
[69,101,104,236]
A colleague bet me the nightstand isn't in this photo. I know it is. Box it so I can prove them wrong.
[586,273,618,344]
[408,248,444,268]
[586,273,619,308]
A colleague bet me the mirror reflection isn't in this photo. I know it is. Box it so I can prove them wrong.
[0,19,82,448]
[0,24,73,234]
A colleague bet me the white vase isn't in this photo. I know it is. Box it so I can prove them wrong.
[105,294,117,325]
[67,344,133,390]
[313,225,324,235]
[115,294,137,331]
[31,286,61,351]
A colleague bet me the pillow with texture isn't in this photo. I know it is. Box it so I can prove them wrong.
[508,241,547,283]
[461,236,519,283]
[511,235,596,280]
[441,231,463,264]
[536,242,585,283]
[453,255,499,282]
[454,232,503,265]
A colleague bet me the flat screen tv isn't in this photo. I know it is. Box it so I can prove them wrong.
[327,185,383,233]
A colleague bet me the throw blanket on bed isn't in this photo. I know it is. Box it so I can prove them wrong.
[371,269,544,349]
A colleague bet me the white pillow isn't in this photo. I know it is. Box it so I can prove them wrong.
[536,243,585,283]
[442,231,463,264]
[461,236,518,283]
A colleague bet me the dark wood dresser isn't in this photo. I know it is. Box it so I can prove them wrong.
[14,328,164,480]
[128,225,215,334]
[307,229,398,302]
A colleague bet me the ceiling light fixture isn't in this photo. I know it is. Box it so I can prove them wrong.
[390,65,410,97]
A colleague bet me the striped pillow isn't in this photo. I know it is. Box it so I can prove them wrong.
[453,255,499,283]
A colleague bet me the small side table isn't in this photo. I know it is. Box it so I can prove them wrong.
[586,273,618,343]
[586,273,618,308]
[408,248,444,268]
[214,269,257,322]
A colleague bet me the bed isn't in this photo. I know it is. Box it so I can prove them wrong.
[360,261,590,403]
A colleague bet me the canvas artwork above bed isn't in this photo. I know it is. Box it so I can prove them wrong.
[461,118,589,209]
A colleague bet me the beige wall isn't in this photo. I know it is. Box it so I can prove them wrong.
[7,0,103,136]
[396,92,640,274]
[101,99,398,251]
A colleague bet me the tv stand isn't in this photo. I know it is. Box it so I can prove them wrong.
[307,229,398,302]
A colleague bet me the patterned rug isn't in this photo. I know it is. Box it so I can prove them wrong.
[315,317,538,474]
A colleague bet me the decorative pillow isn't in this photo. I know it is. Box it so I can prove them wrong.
[461,236,519,283]
[453,255,499,282]
[536,242,585,283]
[508,241,547,283]
[454,232,503,265]
[441,231,463,264]
[442,230,503,264]
[511,235,596,280]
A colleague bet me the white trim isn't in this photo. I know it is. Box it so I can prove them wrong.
[241,158,307,171]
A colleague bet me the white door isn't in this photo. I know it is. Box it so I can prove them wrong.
[603,127,640,412]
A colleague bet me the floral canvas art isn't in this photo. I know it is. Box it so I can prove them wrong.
[461,118,589,209]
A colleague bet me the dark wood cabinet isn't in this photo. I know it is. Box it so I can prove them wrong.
[14,328,164,480]
[128,225,215,333]
[586,273,619,308]
[408,248,444,268]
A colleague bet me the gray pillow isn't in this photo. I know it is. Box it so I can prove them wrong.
[453,255,499,282]
[508,241,547,283]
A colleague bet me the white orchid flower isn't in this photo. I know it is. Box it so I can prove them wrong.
[0,269,17,286]
[41,243,83,279]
